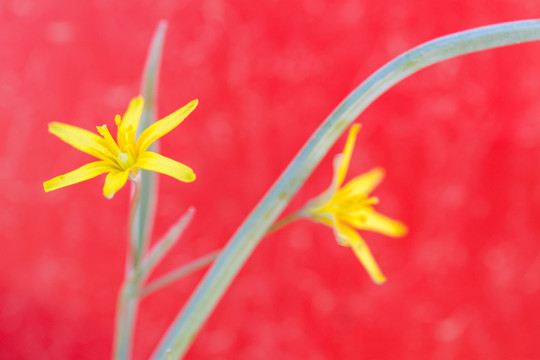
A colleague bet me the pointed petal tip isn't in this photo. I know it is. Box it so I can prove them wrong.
[132,95,145,103]
[184,172,196,183]
[102,170,129,199]
[43,181,52,192]
[132,96,145,109]
[382,223,408,238]
[351,123,362,133]
[157,19,168,28]
[373,166,386,176]
[175,170,195,183]
[103,185,117,199]
[47,122,67,135]
[373,274,387,284]
[395,222,409,237]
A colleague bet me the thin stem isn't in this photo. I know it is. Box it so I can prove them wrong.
[112,21,167,360]
[113,176,143,360]
[152,20,540,360]
[132,21,168,265]
[128,176,143,268]
[140,251,220,298]
[266,211,302,235]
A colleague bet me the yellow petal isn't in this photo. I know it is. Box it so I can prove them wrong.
[136,99,198,153]
[335,124,361,188]
[335,221,386,284]
[49,122,113,162]
[43,161,114,192]
[344,208,408,237]
[103,170,130,199]
[122,96,144,131]
[117,96,144,150]
[136,151,195,182]
[335,167,385,202]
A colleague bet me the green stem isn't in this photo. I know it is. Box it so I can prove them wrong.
[113,176,143,360]
[266,211,302,235]
[152,20,540,360]
[132,21,168,267]
[113,21,168,360]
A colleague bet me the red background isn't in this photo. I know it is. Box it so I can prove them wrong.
[2,1,540,359]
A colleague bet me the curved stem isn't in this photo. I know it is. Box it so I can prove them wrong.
[152,20,540,360]
[266,211,302,235]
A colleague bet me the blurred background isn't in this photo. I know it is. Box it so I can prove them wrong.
[2,0,540,359]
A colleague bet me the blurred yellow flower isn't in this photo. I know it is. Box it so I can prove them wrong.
[43,96,197,198]
[303,124,407,284]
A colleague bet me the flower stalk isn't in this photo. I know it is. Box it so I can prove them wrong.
[265,212,302,235]
[114,177,143,360]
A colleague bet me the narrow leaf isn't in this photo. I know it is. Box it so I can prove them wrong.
[139,207,196,280]
[131,21,168,265]
[140,250,219,298]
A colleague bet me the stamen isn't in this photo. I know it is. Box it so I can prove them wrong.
[97,124,121,156]
[365,196,379,205]
[117,126,130,153]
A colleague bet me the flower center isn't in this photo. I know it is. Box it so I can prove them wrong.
[117,151,130,167]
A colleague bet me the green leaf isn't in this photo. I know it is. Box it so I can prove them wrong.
[139,207,196,281]
[131,21,168,265]
[140,250,219,298]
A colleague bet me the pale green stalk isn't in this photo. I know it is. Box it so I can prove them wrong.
[113,21,168,360]
[151,20,540,359]
[113,176,143,360]
[266,211,302,235]
[131,20,168,266]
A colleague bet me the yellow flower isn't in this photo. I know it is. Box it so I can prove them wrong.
[43,96,197,198]
[303,124,407,284]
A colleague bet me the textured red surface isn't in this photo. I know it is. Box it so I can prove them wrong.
[2,1,540,359]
